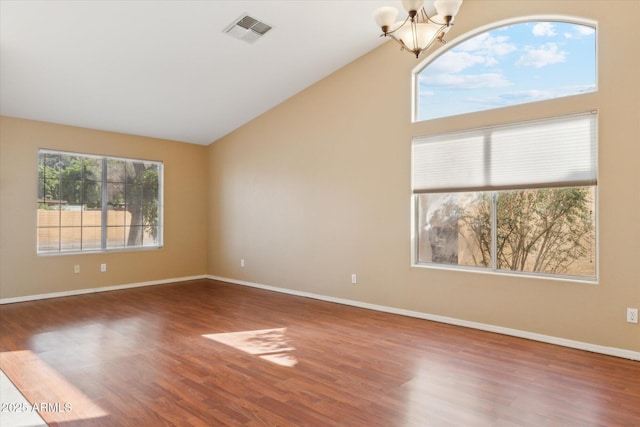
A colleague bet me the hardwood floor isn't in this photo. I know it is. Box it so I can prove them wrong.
[1,279,639,426]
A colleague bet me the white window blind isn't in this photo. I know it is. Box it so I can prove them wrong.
[412,112,598,193]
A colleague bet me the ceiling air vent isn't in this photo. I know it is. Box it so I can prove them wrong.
[224,14,272,44]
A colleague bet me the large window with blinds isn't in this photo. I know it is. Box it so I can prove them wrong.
[413,112,597,280]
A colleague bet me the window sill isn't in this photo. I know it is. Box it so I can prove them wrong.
[411,262,598,285]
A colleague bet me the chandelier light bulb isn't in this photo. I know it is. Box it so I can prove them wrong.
[374,0,463,58]
[373,6,399,33]
[401,0,426,13]
[434,0,463,19]
[396,22,442,52]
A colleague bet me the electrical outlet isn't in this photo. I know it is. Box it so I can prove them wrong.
[240,259,245,268]
[74,265,80,274]
[627,308,638,324]
[351,274,357,284]
[100,263,107,272]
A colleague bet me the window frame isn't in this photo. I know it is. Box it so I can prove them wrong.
[37,149,164,255]
[411,112,599,283]
[413,187,598,283]
[411,15,599,122]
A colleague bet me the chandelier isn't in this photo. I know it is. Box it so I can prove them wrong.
[373,0,463,58]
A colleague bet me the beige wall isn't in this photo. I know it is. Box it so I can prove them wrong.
[1,1,637,353]
[0,117,208,298]
[207,1,640,352]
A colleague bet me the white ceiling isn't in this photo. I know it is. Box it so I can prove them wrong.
[0,0,388,145]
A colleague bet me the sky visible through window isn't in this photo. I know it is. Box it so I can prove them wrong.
[416,21,596,121]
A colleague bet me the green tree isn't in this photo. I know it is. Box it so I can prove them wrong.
[39,153,159,247]
[427,187,594,275]
[38,154,101,207]
[38,164,60,204]
[493,187,594,274]
[58,157,101,207]
[124,162,159,246]
[458,193,492,267]
[107,160,159,246]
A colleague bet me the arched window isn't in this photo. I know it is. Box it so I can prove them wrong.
[414,19,596,121]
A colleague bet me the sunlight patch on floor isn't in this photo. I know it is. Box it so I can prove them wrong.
[203,328,298,367]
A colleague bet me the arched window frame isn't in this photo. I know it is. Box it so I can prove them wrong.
[411,15,598,122]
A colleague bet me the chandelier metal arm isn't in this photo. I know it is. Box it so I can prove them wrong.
[417,7,452,27]
[411,20,420,56]
[385,32,414,57]
[373,1,462,59]
[382,20,448,58]
[383,15,411,36]
[384,8,451,35]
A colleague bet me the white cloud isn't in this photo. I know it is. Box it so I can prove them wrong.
[463,95,511,108]
[440,83,596,113]
[501,89,556,102]
[516,43,566,68]
[576,25,595,36]
[484,57,499,67]
[420,89,436,98]
[423,73,512,89]
[426,51,487,73]
[565,25,595,39]
[498,84,595,104]
[456,32,517,57]
[532,22,557,37]
[423,32,516,75]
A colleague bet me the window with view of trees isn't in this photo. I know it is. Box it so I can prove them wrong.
[413,113,597,280]
[37,150,163,254]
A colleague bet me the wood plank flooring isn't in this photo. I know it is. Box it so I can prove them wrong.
[1,279,639,426]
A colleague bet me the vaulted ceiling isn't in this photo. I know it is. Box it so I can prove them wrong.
[0,1,386,145]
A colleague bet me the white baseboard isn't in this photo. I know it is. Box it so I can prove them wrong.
[0,275,208,305]
[208,275,640,362]
[3,274,637,361]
